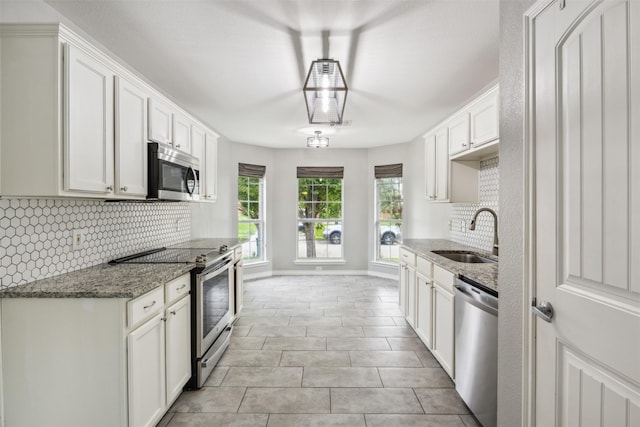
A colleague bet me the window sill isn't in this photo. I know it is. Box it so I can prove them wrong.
[243,260,270,269]
[293,259,347,266]
[371,260,400,268]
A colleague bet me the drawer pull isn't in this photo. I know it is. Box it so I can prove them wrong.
[170,310,177,316]
[143,300,157,310]
[176,284,186,291]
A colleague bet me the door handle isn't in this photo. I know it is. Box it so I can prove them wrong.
[531,299,554,323]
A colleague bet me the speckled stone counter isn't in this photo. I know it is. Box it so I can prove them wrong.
[0,262,195,299]
[401,239,498,293]
[170,238,245,251]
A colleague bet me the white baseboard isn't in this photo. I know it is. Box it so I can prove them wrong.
[244,270,399,281]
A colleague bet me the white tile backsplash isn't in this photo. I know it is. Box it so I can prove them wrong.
[450,157,499,252]
[0,198,191,289]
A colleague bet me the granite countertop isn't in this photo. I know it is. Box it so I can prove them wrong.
[0,237,246,299]
[400,239,498,293]
[0,263,195,299]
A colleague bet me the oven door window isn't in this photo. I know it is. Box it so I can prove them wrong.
[202,268,229,341]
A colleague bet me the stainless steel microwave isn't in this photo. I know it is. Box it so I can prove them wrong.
[147,142,200,201]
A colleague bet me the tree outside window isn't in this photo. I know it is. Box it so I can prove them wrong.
[238,166,265,263]
[375,165,403,262]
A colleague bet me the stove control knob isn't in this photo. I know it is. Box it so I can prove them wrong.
[195,256,204,263]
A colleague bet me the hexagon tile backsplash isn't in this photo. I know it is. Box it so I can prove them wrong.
[450,157,499,252]
[0,198,191,289]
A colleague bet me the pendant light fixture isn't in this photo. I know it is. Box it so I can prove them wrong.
[307,130,329,148]
[303,59,348,124]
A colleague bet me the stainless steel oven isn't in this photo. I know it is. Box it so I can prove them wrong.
[147,142,200,201]
[189,252,234,388]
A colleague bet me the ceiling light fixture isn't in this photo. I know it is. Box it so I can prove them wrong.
[307,130,329,148]
[303,59,348,125]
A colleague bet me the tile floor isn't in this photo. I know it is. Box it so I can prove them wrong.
[159,275,480,427]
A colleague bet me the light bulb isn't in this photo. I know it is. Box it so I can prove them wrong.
[321,74,330,88]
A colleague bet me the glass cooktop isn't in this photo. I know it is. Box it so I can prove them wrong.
[109,247,220,265]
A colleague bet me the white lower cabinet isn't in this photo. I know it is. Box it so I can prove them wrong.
[0,272,192,427]
[416,272,433,349]
[432,281,455,377]
[398,247,416,320]
[128,313,166,427]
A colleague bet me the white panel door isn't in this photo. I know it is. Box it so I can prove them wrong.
[406,265,417,327]
[434,128,449,201]
[416,273,433,349]
[148,97,173,145]
[447,113,470,155]
[128,314,166,427]
[173,113,191,154]
[64,44,114,194]
[204,131,218,201]
[115,76,147,197]
[530,0,640,425]
[469,87,499,148]
[425,133,437,200]
[432,282,454,378]
[165,295,191,405]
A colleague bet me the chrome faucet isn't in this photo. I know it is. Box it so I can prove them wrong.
[469,208,499,256]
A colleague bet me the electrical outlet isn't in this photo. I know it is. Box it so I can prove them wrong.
[72,229,88,251]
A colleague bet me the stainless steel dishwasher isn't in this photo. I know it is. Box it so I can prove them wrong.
[454,275,498,427]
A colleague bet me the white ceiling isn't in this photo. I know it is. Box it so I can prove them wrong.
[30,1,499,149]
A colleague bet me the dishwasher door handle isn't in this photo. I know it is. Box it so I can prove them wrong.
[454,285,498,317]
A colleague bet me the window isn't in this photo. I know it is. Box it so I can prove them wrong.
[375,164,403,262]
[297,167,344,260]
[238,163,266,263]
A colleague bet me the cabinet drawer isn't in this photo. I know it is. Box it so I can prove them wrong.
[165,273,190,304]
[416,256,433,278]
[433,265,455,292]
[234,246,242,261]
[128,286,164,328]
[399,248,416,267]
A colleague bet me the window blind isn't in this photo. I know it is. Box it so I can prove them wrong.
[374,163,403,179]
[296,166,344,179]
[238,163,266,178]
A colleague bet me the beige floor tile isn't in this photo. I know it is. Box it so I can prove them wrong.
[263,302,310,309]
[288,316,343,326]
[364,414,466,427]
[237,309,278,317]
[330,388,423,414]
[167,413,269,427]
[239,387,330,414]
[378,368,455,388]
[232,326,251,337]
[235,316,291,326]
[302,367,382,387]
[262,337,327,351]
[203,366,229,386]
[371,309,405,317]
[307,326,364,338]
[267,414,366,427]
[416,350,442,368]
[340,316,396,326]
[386,337,429,350]
[349,350,423,367]
[414,388,470,414]
[326,337,391,351]
[247,326,307,337]
[392,316,409,326]
[363,326,418,337]
[170,386,246,413]
[280,350,350,367]
[460,414,482,426]
[217,350,283,367]
[221,367,302,387]
[229,337,266,350]
[275,309,325,317]
[323,309,374,317]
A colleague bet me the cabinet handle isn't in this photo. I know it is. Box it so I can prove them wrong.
[120,186,128,192]
[143,300,156,310]
[177,284,186,291]
[106,185,113,191]
[470,141,475,145]
[175,144,181,148]
[462,143,468,147]
[170,310,177,316]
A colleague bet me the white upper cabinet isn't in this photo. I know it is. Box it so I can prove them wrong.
[469,85,499,148]
[115,76,148,197]
[148,97,173,145]
[202,131,219,202]
[64,44,115,194]
[425,127,449,202]
[172,112,191,154]
[447,113,471,156]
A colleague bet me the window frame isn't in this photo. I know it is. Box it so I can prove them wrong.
[237,175,266,264]
[295,177,345,262]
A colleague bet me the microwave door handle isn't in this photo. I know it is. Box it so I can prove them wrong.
[186,167,196,196]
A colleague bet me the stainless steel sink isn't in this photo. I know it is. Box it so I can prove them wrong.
[432,251,497,264]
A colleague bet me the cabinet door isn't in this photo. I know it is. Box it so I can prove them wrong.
[235,259,244,315]
[203,132,218,201]
[424,133,437,201]
[469,88,499,148]
[172,113,191,154]
[128,313,166,427]
[148,98,173,144]
[432,283,455,378]
[115,76,148,197]
[165,295,191,404]
[398,264,408,316]
[447,113,470,156]
[434,128,449,201]
[190,124,205,198]
[406,266,417,327]
[64,44,114,194]
[416,274,433,349]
